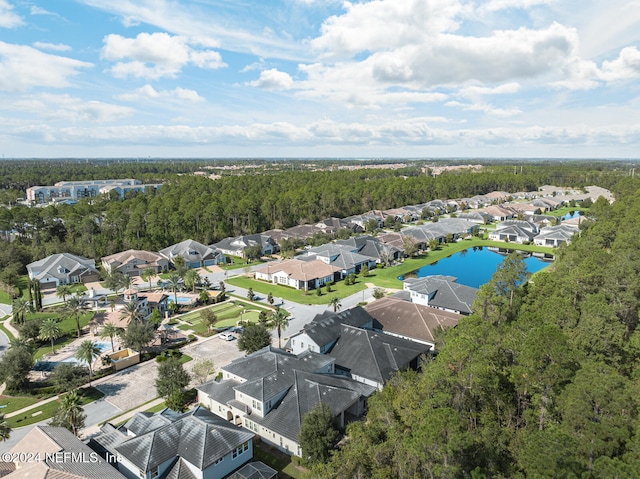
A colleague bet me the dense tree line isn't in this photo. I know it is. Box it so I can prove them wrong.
[0,162,629,287]
[310,177,640,478]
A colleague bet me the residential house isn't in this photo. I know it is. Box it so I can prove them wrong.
[477,205,516,222]
[27,253,100,289]
[402,218,479,245]
[301,244,377,278]
[160,239,225,269]
[533,224,580,247]
[365,295,461,349]
[488,220,539,244]
[333,235,403,264]
[254,258,341,291]
[403,275,478,315]
[377,232,422,251]
[287,306,374,355]
[91,406,257,479]
[101,249,170,277]
[328,324,430,389]
[4,425,126,479]
[197,347,375,457]
[484,191,511,203]
[214,234,277,258]
[457,211,493,224]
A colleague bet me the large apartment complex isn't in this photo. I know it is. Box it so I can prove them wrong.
[26,179,161,204]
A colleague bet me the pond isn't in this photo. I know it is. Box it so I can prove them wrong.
[400,247,551,289]
[559,211,583,221]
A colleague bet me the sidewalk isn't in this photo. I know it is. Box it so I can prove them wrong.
[80,397,165,438]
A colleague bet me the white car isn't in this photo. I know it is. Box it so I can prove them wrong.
[218,332,235,341]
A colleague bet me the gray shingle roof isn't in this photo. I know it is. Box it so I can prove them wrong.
[27,253,98,282]
[301,306,374,349]
[328,325,429,385]
[404,275,478,315]
[93,406,254,473]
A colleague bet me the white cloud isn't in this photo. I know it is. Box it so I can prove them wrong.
[0,0,23,28]
[600,46,640,81]
[32,42,72,52]
[9,94,133,122]
[446,100,522,117]
[248,68,293,90]
[30,6,59,16]
[101,32,226,80]
[115,84,204,102]
[0,41,92,92]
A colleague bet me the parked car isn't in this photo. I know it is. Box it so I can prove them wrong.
[219,332,235,341]
[230,326,244,334]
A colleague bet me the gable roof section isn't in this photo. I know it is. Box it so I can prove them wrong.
[300,306,374,349]
[365,296,461,344]
[303,244,375,270]
[404,275,478,315]
[328,325,430,385]
[102,249,166,268]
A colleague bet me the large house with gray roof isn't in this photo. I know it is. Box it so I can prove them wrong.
[197,347,375,457]
[213,234,277,258]
[533,223,580,247]
[333,234,403,264]
[159,239,225,269]
[27,253,100,289]
[91,406,264,479]
[488,220,539,244]
[403,275,478,315]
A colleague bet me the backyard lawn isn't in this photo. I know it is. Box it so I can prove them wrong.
[225,276,367,304]
[20,311,96,360]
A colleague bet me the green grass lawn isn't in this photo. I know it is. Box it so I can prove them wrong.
[0,290,12,305]
[24,311,95,360]
[0,395,40,415]
[225,276,367,305]
[0,317,15,340]
[6,387,104,428]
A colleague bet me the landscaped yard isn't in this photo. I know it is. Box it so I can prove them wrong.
[175,302,267,335]
[20,311,96,360]
[253,442,308,479]
[225,276,367,305]
[5,387,104,428]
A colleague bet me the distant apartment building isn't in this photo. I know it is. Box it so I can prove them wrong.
[26,179,161,204]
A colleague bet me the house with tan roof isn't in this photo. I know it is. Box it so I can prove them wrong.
[365,295,461,349]
[254,258,340,291]
[101,249,169,277]
[5,425,126,479]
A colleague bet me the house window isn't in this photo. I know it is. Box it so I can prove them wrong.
[150,466,158,479]
[243,441,249,452]
[214,457,224,465]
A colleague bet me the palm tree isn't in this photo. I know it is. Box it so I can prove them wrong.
[120,300,142,324]
[39,318,62,354]
[184,269,200,293]
[100,323,124,352]
[65,295,84,338]
[167,273,182,304]
[0,414,11,442]
[53,390,86,436]
[141,267,156,291]
[329,296,342,313]
[75,340,102,385]
[118,274,133,295]
[11,297,33,325]
[268,308,289,349]
[55,284,74,303]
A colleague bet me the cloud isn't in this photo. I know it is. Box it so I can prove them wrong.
[480,0,557,13]
[32,42,72,52]
[30,6,60,17]
[8,94,134,123]
[0,0,23,28]
[600,46,640,81]
[101,32,226,80]
[0,41,92,92]
[248,68,294,90]
[115,84,204,102]
[445,100,522,117]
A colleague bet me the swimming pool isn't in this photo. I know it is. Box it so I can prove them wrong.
[175,296,196,304]
[33,341,112,371]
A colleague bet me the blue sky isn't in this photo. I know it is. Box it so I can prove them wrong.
[1,0,639,158]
